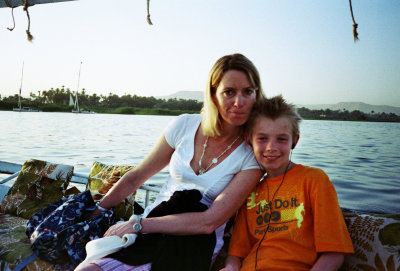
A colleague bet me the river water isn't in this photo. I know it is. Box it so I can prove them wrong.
[1,111,399,214]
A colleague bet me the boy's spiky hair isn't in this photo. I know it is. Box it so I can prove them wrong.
[245,95,302,140]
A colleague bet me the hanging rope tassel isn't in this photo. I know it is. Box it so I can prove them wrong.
[349,0,359,42]
[7,8,16,31]
[146,0,153,25]
[4,0,16,31]
[23,0,34,42]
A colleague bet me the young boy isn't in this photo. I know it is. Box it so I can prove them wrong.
[221,96,354,271]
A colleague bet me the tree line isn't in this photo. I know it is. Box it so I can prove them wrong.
[0,86,399,122]
[297,107,400,122]
[0,86,203,112]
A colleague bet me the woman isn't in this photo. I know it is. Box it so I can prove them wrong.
[77,53,265,271]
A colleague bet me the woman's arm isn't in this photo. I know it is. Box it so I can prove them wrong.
[311,252,345,271]
[141,168,262,235]
[104,168,262,237]
[98,135,174,210]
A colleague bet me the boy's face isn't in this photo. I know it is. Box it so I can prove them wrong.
[250,116,297,178]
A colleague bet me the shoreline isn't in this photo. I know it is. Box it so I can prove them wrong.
[1,108,399,123]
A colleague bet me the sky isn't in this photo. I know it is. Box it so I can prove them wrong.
[0,0,399,107]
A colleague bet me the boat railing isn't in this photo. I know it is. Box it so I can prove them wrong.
[0,161,161,208]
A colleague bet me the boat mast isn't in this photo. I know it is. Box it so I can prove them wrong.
[74,61,82,112]
[18,61,24,110]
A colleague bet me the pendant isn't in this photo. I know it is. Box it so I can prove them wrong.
[212,158,218,164]
[199,168,205,175]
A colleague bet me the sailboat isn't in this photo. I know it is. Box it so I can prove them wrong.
[72,62,96,114]
[13,62,41,112]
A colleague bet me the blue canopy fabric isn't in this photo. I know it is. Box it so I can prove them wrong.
[0,0,76,8]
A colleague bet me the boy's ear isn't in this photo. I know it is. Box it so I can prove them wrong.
[244,134,253,148]
[292,135,300,149]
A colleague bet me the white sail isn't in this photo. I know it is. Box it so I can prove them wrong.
[17,62,24,110]
[69,94,74,106]
[13,62,41,112]
[71,61,96,114]
[73,91,79,112]
[72,62,82,113]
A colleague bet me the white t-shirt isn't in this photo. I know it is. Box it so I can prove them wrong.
[142,114,259,258]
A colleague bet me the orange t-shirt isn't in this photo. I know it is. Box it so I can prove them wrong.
[228,165,354,271]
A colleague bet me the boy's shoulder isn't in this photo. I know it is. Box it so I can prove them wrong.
[293,164,331,185]
[296,164,327,177]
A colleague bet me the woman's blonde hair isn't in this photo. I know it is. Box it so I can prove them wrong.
[201,53,265,137]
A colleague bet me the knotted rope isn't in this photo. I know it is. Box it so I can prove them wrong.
[4,0,16,31]
[22,0,34,41]
[349,0,359,42]
[146,0,153,25]
[4,0,34,41]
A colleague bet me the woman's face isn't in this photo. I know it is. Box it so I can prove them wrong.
[213,70,257,128]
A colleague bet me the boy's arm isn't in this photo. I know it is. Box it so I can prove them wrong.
[311,252,344,271]
[219,255,243,271]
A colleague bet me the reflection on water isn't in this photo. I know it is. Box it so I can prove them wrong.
[1,112,399,213]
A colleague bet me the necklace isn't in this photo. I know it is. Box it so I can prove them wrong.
[198,135,240,175]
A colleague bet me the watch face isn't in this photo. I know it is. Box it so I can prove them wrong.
[134,223,141,232]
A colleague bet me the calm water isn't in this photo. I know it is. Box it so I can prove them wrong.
[1,111,399,214]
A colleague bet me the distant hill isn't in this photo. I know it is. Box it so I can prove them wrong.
[158,91,204,102]
[158,92,400,115]
[298,102,400,115]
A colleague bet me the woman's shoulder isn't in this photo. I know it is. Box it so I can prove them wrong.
[235,141,256,157]
[164,114,202,146]
[229,142,258,169]
[167,114,201,130]
[175,113,202,125]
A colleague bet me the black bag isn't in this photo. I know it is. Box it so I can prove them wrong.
[26,190,120,268]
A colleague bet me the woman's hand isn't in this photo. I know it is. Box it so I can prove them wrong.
[103,221,133,238]
[219,255,242,271]
[219,267,237,271]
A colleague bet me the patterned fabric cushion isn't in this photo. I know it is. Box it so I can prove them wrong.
[340,213,400,271]
[0,159,73,219]
[88,161,135,221]
[0,213,57,271]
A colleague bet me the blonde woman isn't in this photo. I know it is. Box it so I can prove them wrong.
[77,53,265,271]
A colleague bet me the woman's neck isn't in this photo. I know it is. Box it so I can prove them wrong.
[217,122,242,141]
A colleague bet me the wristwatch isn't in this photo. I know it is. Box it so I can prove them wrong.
[132,215,143,233]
